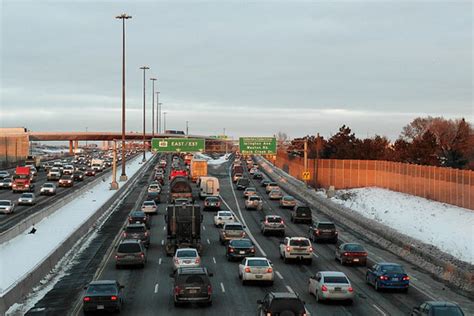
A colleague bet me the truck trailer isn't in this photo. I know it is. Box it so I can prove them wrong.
[190,159,208,182]
[12,166,35,193]
[164,202,202,256]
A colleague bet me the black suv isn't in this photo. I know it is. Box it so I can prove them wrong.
[257,292,308,316]
[291,205,313,224]
[309,221,338,243]
[236,178,250,190]
[172,267,213,307]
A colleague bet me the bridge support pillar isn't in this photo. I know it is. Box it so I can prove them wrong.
[74,140,79,153]
[69,140,73,155]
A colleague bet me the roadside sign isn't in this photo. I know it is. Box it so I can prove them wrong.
[302,171,311,180]
[152,138,205,153]
[239,137,277,155]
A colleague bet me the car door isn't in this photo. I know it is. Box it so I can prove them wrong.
[368,264,378,284]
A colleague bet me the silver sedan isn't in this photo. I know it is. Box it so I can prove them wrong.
[18,193,36,206]
[308,271,354,304]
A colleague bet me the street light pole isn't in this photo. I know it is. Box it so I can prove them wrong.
[140,66,150,162]
[163,111,167,132]
[115,13,132,181]
[156,94,160,134]
[186,121,189,136]
[150,78,157,139]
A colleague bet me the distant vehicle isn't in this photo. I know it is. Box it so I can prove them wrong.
[198,176,219,199]
[335,243,368,266]
[238,257,274,285]
[164,129,185,135]
[170,169,188,181]
[82,280,124,313]
[18,193,36,205]
[147,191,160,203]
[128,211,150,229]
[213,210,236,228]
[219,222,246,244]
[58,175,74,187]
[171,267,213,307]
[25,155,42,169]
[0,170,11,179]
[243,187,257,198]
[261,215,285,236]
[62,164,75,175]
[165,202,202,255]
[40,183,57,195]
[85,168,96,176]
[147,183,161,194]
[115,239,147,268]
[141,200,158,215]
[159,159,167,168]
[245,196,263,211]
[366,262,410,292]
[172,248,201,272]
[268,189,283,200]
[289,205,312,224]
[280,195,296,209]
[309,271,354,304]
[169,176,193,203]
[203,196,221,211]
[73,171,85,181]
[279,237,313,265]
[249,167,258,175]
[236,178,250,190]
[184,154,193,165]
[0,177,13,189]
[226,238,255,261]
[12,166,35,193]
[260,179,271,187]
[265,182,279,193]
[253,172,263,180]
[91,158,104,172]
[123,223,150,247]
[309,221,338,243]
[411,301,465,316]
[190,159,207,182]
[256,292,309,316]
[0,200,15,214]
[28,166,38,180]
[47,167,62,181]
[232,172,243,183]
[53,161,64,172]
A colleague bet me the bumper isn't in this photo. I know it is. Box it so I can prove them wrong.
[83,302,120,312]
[379,281,410,289]
[320,291,354,301]
[0,209,13,214]
[116,258,145,266]
[227,252,255,260]
[173,262,200,271]
[263,227,285,233]
[40,190,55,195]
[18,200,34,205]
[214,220,234,227]
[314,234,338,242]
[342,257,366,265]
[243,273,274,282]
[286,253,312,259]
[175,295,211,303]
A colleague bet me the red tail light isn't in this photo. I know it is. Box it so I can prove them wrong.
[250,248,255,253]
[379,275,389,280]
[115,255,118,259]
[145,231,149,237]
[195,258,200,264]
[267,267,273,273]
[122,232,127,237]
[343,252,348,256]
[110,296,118,301]
[140,253,145,258]
[174,286,182,295]
[348,287,354,292]
[265,220,269,224]
[321,284,328,292]
[229,247,234,253]
[241,232,246,237]
[245,267,251,273]
[281,220,284,224]
[207,285,212,295]
[83,296,91,302]
[128,216,132,222]
[402,276,410,281]
[286,246,291,252]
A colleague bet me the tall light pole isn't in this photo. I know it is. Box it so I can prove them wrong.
[115,13,132,181]
[140,66,150,162]
[158,103,163,133]
[163,111,167,132]
[150,78,157,138]
[156,94,160,134]
[186,121,189,136]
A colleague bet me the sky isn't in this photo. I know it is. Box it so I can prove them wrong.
[0,0,472,141]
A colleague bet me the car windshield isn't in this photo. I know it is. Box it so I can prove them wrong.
[0,201,11,206]
[432,306,464,316]
[324,276,349,284]
[230,239,253,247]
[289,239,310,246]
[143,201,155,206]
[249,197,261,201]
[247,259,269,267]
[267,217,282,223]
[380,265,405,273]
[344,244,365,252]
[86,284,117,295]
[177,250,197,258]
[126,226,146,233]
[270,299,305,313]
[62,175,72,179]
[117,243,141,253]
[21,194,33,198]
[219,212,232,217]
[318,223,335,229]
[207,197,219,202]
[225,225,243,230]
[283,196,294,201]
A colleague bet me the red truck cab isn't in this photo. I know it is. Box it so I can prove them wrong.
[170,169,188,181]
[12,166,35,193]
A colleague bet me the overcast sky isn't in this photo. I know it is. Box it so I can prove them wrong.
[0,0,472,140]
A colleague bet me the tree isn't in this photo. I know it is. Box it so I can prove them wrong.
[323,125,361,159]
[357,135,392,160]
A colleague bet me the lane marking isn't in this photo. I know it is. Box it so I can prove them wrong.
[158,258,162,265]
[286,285,294,293]
[312,252,319,258]
[275,271,283,279]
[202,225,206,231]
[161,240,164,246]
[213,257,216,264]
[220,282,225,293]
[154,283,159,293]
[207,238,211,244]
[163,225,166,230]
[372,304,387,316]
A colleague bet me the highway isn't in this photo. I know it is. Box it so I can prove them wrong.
[19,153,472,316]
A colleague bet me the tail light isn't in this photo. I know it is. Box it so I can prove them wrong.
[174,286,183,295]
[241,232,246,237]
[363,252,368,256]
[250,248,255,253]
[267,267,273,273]
[122,232,127,237]
[229,247,234,253]
[316,229,320,235]
[115,255,118,259]
[110,296,118,301]
[402,276,410,281]
[195,258,200,264]
[83,296,91,302]
[286,246,291,252]
[321,284,328,292]
[348,287,354,292]
[245,267,251,273]
[265,220,269,224]
[140,253,145,259]
[144,231,149,237]
[335,231,338,235]
[207,285,212,295]
[343,252,348,256]
[379,275,389,280]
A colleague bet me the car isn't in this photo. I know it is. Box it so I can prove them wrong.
[261,215,285,236]
[141,200,158,215]
[159,159,167,168]
[257,292,309,316]
[148,183,161,194]
[253,172,263,180]
[366,262,410,292]
[0,170,10,179]
[0,177,13,189]
[171,267,213,307]
[226,238,255,261]
[173,248,201,272]
[243,187,257,198]
[85,168,96,176]
[279,237,313,264]
[291,205,313,224]
[82,280,124,313]
[335,243,368,266]
[411,301,465,316]
[308,271,354,304]
[260,179,271,187]
[115,239,147,268]
[236,177,250,190]
[309,221,338,243]
[203,196,221,211]
[280,195,297,209]
[249,167,258,175]
[213,210,236,227]
[219,222,246,244]
[268,189,283,200]
[63,165,75,175]
[265,182,279,193]
[73,171,85,181]
[18,192,36,205]
[123,223,150,247]
[245,195,263,210]
[238,257,274,285]
[128,210,150,229]
[47,167,62,181]
[147,191,160,203]
[58,174,74,187]
[0,200,15,214]
[232,172,243,183]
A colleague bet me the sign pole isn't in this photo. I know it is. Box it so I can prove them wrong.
[110,140,119,190]
[304,138,308,185]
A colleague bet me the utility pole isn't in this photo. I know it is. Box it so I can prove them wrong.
[140,66,150,162]
[110,140,119,190]
[163,112,167,132]
[150,78,157,138]
[186,121,189,136]
[304,138,308,185]
[156,92,160,134]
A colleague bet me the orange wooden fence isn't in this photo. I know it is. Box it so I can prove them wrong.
[275,151,474,210]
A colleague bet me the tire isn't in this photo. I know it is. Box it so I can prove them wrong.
[283,255,289,264]
[315,291,321,303]
[268,280,274,286]
[242,280,247,286]
[305,259,312,266]
[374,281,380,292]
[207,300,213,307]
[174,300,181,307]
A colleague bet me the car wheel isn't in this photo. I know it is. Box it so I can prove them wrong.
[283,255,289,264]
[268,280,274,286]
[374,281,380,291]
[315,291,321,303]
[207,300,213,306]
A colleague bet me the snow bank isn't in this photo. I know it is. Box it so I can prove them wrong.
[193,153,230,166]
[0,153,152,294]
[330,187,474,264]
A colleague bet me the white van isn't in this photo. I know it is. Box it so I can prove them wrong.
[199,176,220,199]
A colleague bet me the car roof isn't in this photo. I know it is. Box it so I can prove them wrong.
[130,211,146,216]
[89,280,118,286]
[119,239,141,245]
[425,301,460,307]
[269,292,300,299]
[378,262,402,266]
[319,271,348,277]
[176,248,198,252]
[316,221,334,225]
[246,257,268,261]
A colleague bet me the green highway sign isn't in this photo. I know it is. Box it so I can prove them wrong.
[152,138,205,152]
[239,137,277,155]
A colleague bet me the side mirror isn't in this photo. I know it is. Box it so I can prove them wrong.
[83,286,87,290]
[208,272,214,277]
[256,300,263,304]
[120,285,125,289]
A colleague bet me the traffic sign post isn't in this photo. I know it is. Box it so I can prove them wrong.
[239,137,277,155]
[152,138,205,152]
[302,171,311,181]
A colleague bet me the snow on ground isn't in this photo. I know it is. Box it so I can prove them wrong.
[0,153,152,294]
[193,153,230,166]
[329,187,474,264]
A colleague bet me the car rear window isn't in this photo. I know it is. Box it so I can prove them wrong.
[267,217,282,223]
[289,239,310,247]
[126,226,146,233]
[296,206,310,213]
[249,197,261,201]
[22,194,33,198]
[270,299,305,313]
[344,244,365,252]
[225,225,243,230]
[177,275,206,285]
[238,179,250,185]
[86,284,117,295]
[143,201,155,206]
[218,212,232,217]
[177,250,197,257]
[247,259,270,267]
[44,184,54,188]
[318,223,335,229]
[118,243,141,253]
[324,276,349,284]
[432,306,464,316]
[207,197,219,202]
[283,196,295,201]
[230,239,253,247]
[380,265,405,274]
[246,188,256,192]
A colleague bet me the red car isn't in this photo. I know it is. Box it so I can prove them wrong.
[335,243,368,266]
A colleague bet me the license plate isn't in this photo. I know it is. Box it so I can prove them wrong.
[189,289,198,294]
[353,258,359,262]
[97,305,104,310]
[392,278,399,281]
[184,260,191,264]
[255,275,263,279]
[334,287,341,291]
[301,213,306,216]
[240,251,245,254]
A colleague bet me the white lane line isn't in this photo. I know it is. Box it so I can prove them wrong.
[207,238,211,244]
[275,271,283,279]
[213,257,216,264]
[312,252,319,258]
[220,282,226,293]
[163,225,166,230]
[286,285,294,293]
[158,258,162,265]
[154,283,159,293]
[372,304,387,316]
[161,240,164,246]
[202,225,206,231]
